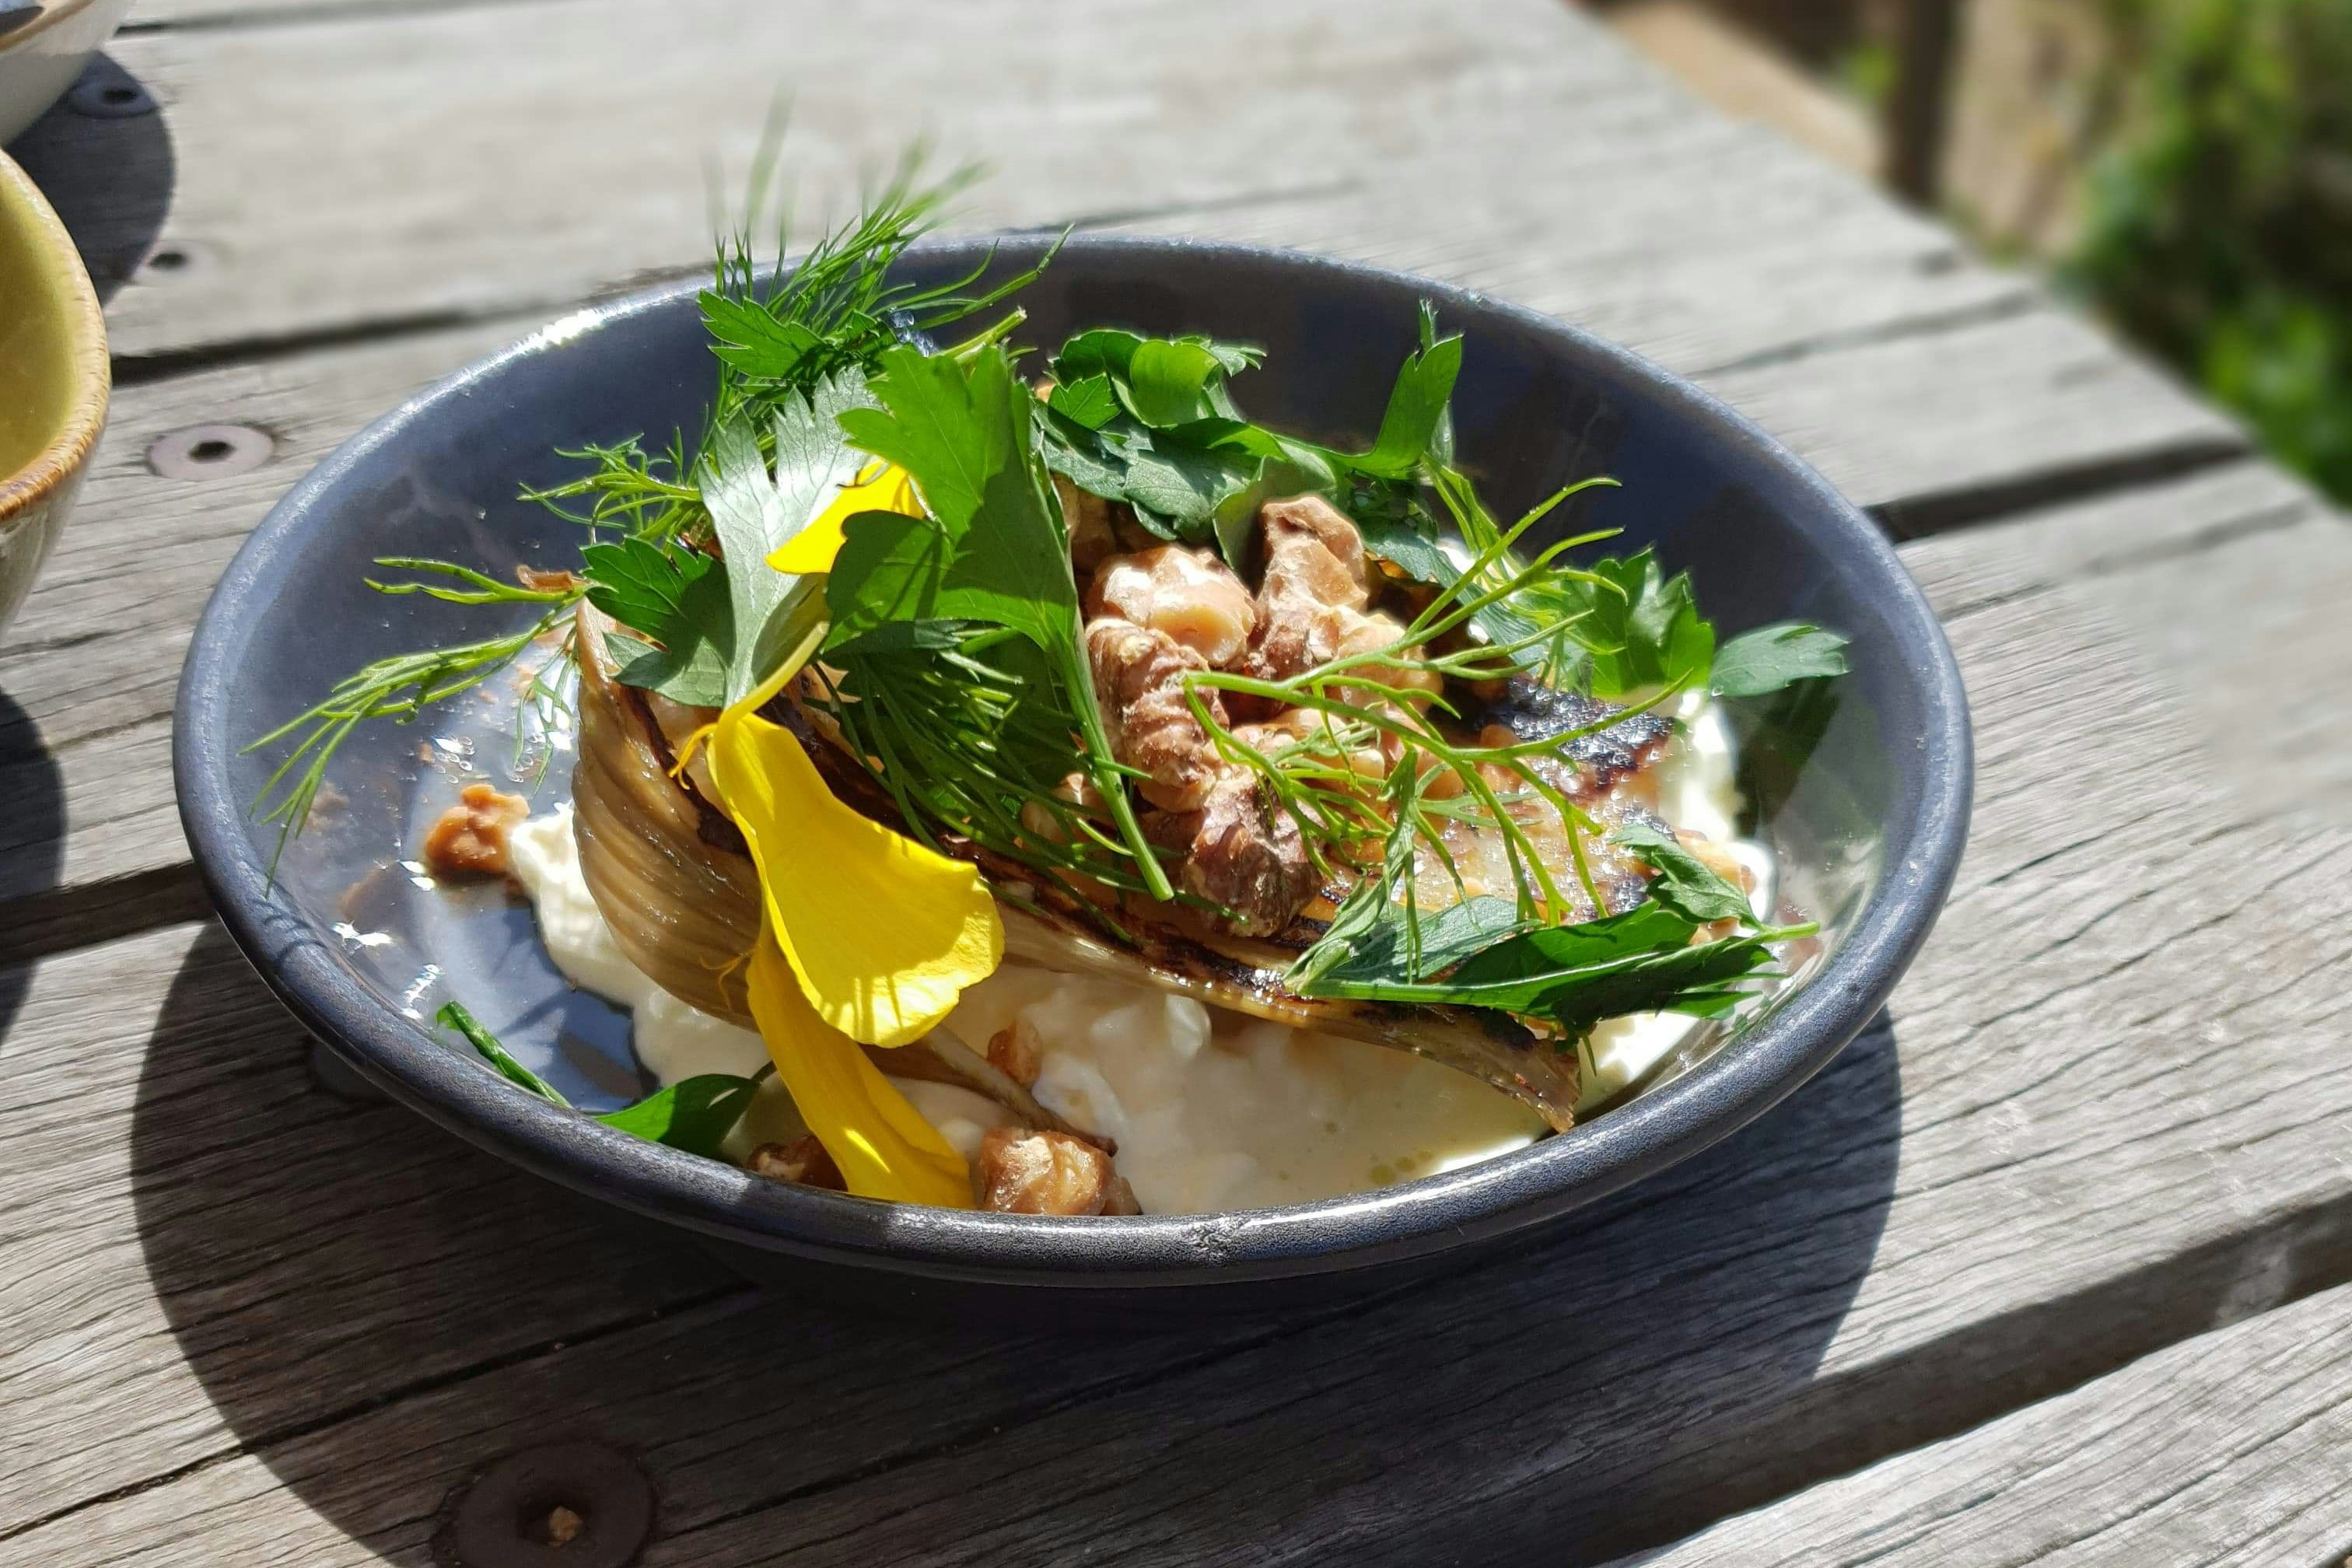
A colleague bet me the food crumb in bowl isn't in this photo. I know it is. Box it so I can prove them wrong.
[749,1135,844,1191]
[986,1019,1045,1086]
[421,783,529,877]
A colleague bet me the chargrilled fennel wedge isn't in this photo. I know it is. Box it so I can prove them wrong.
[568,604,1590,1131]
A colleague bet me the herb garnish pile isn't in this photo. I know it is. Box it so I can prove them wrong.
[256,159,1849,1104]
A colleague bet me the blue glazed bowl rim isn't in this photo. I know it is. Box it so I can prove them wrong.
[175,234,1972,1289]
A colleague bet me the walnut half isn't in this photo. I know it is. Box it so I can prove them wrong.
[973,1128,1139,1215]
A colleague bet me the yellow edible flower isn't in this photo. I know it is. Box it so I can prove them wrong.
[766,460,922,576]
[744,927,972,1208]
[710,700,1002,1046]
[702,607,1003,1207]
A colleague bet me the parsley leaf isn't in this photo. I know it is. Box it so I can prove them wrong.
[1710,622,1851,698]
[438,1002,764,1160]
[1356,320,1463,478]
[1610,820,1755,925]
[828,345,1076,652]
[582,538,734,707]
[698,370,874,705]
[1046,373,1119,429]
[581,534,708,639]
[1125,338,1237,425]
[1570,550,1716,695]
[1300,894,1533,990]
[599,1074,765,1158]
[1297,901,1788,1036]
[825,341,1176,901]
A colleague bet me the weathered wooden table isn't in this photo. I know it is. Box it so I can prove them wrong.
[7,1,2352,1562]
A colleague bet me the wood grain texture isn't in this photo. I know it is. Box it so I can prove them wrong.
[9,551,2352,1566]
[34,0,2214,492]
[0,922,1391,1561]
[1908,460,2352,828]
[0,920,736,1542]
[1622,1279,2352,1566]
[77,0,1675,356]
[122,0,539,27]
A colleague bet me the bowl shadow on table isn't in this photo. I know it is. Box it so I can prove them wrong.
[128,926,1900,1567]
[0,689,59,1027]
[9,54,174,303]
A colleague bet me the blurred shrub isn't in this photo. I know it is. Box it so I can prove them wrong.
[2066,0,2352,499]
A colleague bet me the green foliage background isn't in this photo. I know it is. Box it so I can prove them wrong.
[2066,0,2352,500]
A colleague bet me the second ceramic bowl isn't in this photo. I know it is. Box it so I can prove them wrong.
[0,146,106,637]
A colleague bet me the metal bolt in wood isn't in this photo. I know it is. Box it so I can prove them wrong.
[147,424,275,480]
[434,1441,655,1568]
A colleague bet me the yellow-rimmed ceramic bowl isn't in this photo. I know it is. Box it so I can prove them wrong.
[0,146,105,637]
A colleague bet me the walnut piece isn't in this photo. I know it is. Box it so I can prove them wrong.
[419,783,530,877]
[747,1135,845,1191]
[1085,616,1229,811]
[986,1018,1046,1087]
[1085,545,1258,667]
[1242,494,1372,684]
[973,1127,1124,1215]
[1181,766,1316,937]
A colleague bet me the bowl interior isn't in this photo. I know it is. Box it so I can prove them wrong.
[180,238,1966,1282]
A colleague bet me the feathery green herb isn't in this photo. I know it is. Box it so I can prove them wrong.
[247,152,1027,866]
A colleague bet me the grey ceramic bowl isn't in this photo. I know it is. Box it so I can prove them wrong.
[176,236,1970,1314]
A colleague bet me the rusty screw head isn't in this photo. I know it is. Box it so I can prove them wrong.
[436,1441,655,1568]
[148,424,274,480]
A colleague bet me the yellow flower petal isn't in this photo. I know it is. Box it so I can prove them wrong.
[745,930,971,1206]
[709,705,1003,1048]
[767,460,924,576]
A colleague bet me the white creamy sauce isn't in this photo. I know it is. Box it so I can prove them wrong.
[504,698,1769,1214]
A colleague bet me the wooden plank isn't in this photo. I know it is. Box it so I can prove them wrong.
[74,0,1661,358]
[0,922,1367,1557]
[1906,460,2352,827]
[63,0,2235,521]
[1622,1279,2352,1566]
[121,0,541,28]
[0,919,737,1541]
[45,0,2217,472]
[1699,308,2245,530]
[12,541,2352,1564]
